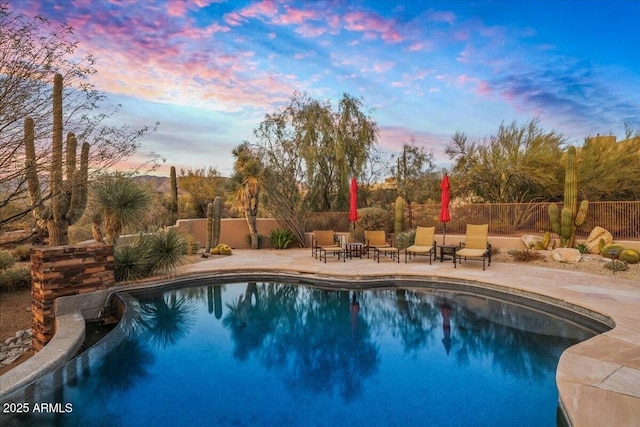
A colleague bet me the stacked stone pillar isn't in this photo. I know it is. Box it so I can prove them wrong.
[30,243,114,351]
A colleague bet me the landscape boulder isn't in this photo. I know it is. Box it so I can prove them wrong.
[521,234,544,249]
[551,248,582,264]
[583,226,613,254]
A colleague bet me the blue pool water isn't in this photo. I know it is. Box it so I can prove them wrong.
[2,280,599,426]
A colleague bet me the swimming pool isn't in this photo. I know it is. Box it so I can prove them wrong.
[2,278,603,426]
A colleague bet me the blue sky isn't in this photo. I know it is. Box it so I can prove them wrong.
[11,0,640,176]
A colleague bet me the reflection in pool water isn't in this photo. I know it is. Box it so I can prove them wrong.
[3,281,599,426]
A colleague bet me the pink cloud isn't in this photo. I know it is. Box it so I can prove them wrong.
[372,61,395,73]
[476,80,492,96]
[343,11,403,43]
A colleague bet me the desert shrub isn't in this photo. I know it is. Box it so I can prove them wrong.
[0,250,16,270]
[12,244,32,261]
[575,243,588,254]
[354,207,391,242]
[507,249,544,262]
[395,229,416,250]
[0,267,31,292]
[604,260,628,271]
[270,228,295,249]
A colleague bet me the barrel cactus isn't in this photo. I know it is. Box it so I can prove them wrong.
[601,244,625,259]
[548,146,588,248]
[619,249,640,264]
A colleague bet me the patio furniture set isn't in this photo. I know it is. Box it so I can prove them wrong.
[311,224,492,270]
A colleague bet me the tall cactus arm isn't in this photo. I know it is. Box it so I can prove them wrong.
[575,200,589,227]
[548,203,561,235]
[24,117,42,207]
[67,141,89,224]
[564,146,577,218]
[51,73,64,222]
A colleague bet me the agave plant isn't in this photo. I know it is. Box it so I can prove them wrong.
[269,228,295,249]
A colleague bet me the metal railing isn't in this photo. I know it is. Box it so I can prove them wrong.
[311,201,640,240]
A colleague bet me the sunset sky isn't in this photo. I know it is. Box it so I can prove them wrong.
[10,0,640,176]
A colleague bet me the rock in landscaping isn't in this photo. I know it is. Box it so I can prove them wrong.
[552,248,582,264]
[584,226,613,254]
[521,234,544,249]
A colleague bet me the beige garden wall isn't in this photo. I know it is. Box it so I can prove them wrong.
[172,218,640,252]
[174,218,288,249]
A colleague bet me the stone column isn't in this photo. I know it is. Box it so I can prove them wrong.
[30,243,114,351]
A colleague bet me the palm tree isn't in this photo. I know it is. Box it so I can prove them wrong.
[91,173,152,246]
[229,142,264,249]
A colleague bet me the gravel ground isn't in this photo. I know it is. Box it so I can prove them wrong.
[492,250,640,282]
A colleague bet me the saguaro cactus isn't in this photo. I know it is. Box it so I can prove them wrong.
[212,196,222,247]
[25,74,89,246]
[169,166,178,218]
[205,202,214,253]
[548,145,588,248]
[394,195,405,237]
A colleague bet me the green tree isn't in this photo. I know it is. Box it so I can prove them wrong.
[178,167,224,218]
[254,112,314,246]
[389,139,439,227]
[0,3,159,234]
[276,92,377,211]
[228,142,264,249]
[577,134,640,201]
[445,118,565,203]
[90,173,153,246]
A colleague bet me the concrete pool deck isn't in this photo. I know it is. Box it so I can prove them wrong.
[2,248,639,426]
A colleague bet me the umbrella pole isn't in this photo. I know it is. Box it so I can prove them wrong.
[442,223,446,245]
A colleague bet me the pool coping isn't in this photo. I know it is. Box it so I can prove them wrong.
[1,249,638,426]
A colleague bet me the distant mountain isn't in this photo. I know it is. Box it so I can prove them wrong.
[131,175,171,193]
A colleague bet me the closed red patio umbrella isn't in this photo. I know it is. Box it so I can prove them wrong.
[349,177,359,236]
[439,173,451,244]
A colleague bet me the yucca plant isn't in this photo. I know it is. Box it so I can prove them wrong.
[140,228,187,275]
[114,243,148,282]
[91,173,153,246]
[269,228,295,249]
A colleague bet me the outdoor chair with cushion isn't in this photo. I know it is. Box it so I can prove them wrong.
[455,224,492,270]
[404,226,436,264]
[312,230,345,263]
[364,230,391,258]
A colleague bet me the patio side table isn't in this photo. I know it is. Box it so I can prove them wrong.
[346,242,365,259]
[438,244,459,263]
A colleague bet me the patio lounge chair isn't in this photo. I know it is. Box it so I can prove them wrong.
[455,224,492,270]
[404,226,436,264]
[311,230,345,263]
[364,230,391,259]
